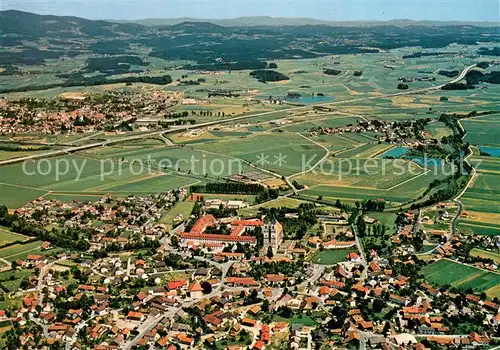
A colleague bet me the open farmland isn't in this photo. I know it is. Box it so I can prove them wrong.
[459,154,500,235]
[470,249,500,264]
[158,200,195,230]
[0,241,44,261]
[462,114,500,146]
[422,259,500,298]
[192,132,327,176]
[296,158,453,206]
[0,226,30,246]
[0,146,247,208]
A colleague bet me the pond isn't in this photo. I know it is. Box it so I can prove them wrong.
[379,146,409,158]
[287,95,335,104]
[479,146,500,157]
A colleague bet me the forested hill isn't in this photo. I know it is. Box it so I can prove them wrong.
[0,10,146,37]
[1,10,499,71]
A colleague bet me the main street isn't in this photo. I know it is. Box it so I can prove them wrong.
[0,64,476,166]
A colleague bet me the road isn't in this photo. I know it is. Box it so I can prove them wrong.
[298,264,325,289]
[0,64,477,167]
[123,255,234,350]
[352,220,368,280]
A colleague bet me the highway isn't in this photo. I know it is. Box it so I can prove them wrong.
[0,64,476,167]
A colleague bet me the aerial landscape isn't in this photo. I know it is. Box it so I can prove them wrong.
[0,0,499,348]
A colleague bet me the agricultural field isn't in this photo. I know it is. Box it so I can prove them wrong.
[0,241,61,262]
[470,248,500,264]
[0,146,244,208]
[459,153,500,235]
[0,226,30,246]
[238,197,311,217]
[422,259,500,298]
[192,132,327,176]
[310,249,355,265]
[296,158,453,207]
[425,121,453,140]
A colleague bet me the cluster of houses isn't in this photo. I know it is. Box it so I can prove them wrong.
[0,90,180,136]
[307,119,436,146]
[3,194,500,349]
[16,190,185,250]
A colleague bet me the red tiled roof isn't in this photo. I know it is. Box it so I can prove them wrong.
[232,220,264,226]
[127,311,143,319]
[167,280,187,290]
[180,232,256,244]
[190,214,217,234]
[189,283,202,292]
[226,277,259,286]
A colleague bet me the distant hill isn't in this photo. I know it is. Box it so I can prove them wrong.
[0,9,146,37]
[109,15,499,28]
[1,9,498,86]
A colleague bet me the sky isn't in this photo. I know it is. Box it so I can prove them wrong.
[3,0,499,22]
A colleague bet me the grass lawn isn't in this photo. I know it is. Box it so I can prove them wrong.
[238,197,310,217]
[158,200,195,230]
[311,249,354,265]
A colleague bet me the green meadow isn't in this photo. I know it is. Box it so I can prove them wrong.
[422,259,500,298]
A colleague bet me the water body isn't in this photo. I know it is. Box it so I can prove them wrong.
[479,146,500,157]
[379,146,409,158]
[260,95,335,104]
[288,95,335,104]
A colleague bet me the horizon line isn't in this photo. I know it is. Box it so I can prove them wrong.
[2,9,498,24]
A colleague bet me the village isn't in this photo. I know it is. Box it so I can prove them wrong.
[1,190,499,350]
[0,90,183,136]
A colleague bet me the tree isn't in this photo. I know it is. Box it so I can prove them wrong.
[201,281,212,294]
[170,235,179,247]
[372,298,384,313]
[383,321,391,335]
[266,246,274,259]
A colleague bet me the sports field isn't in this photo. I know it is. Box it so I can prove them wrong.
[422,259,500,298]
[311,249,354,265]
